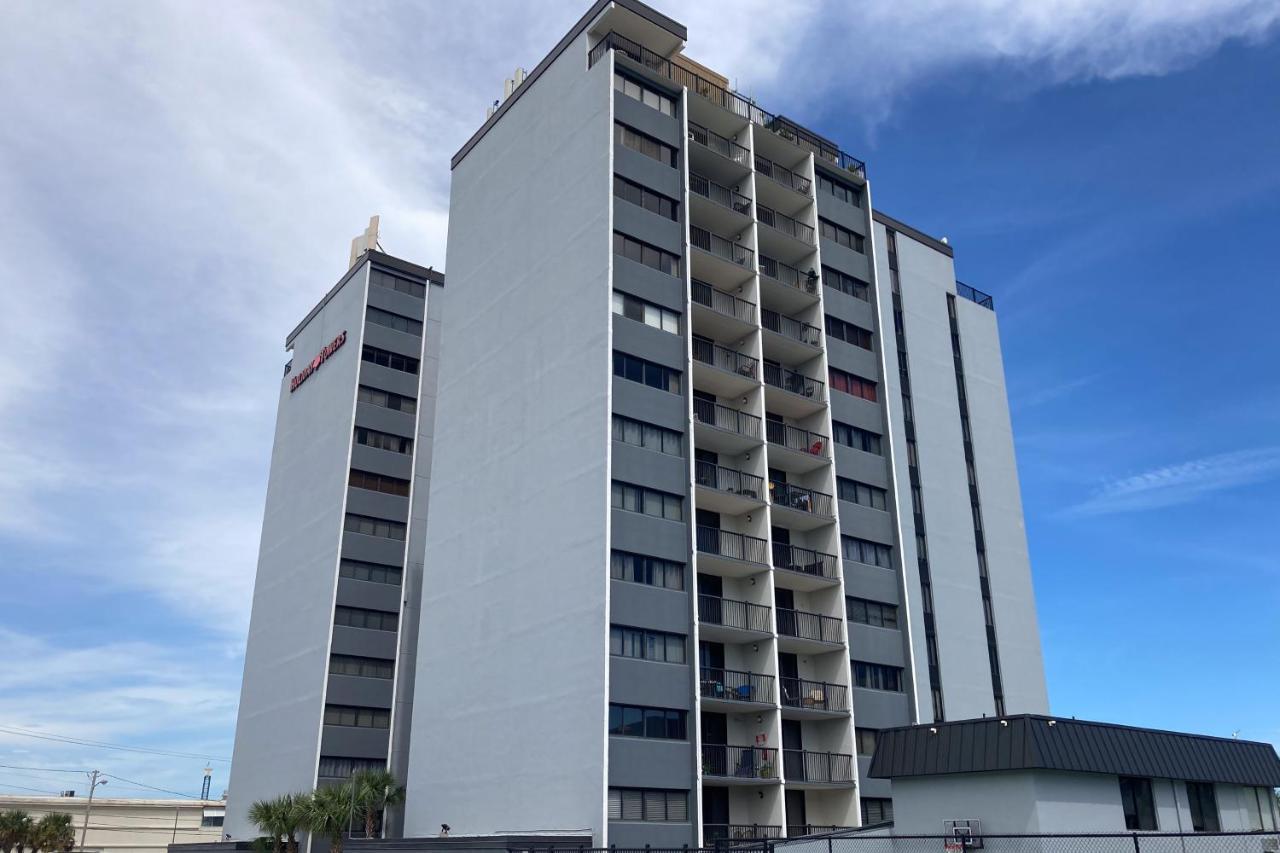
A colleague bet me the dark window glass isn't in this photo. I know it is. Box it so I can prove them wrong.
[609,625,686,663]
[611,481,683,521]
[318,756,385,779]
[356,385,416,415]
[613,231,680,276]
[611,415,682,457]
[355,426,413,455]
[852,661,904,692]
[610,550,685,590]
[832,421,882,455]
[823,265,870,301]
[1186,782,1220,832]
[847,597,899,629]
[339,559,402,585]
[842,535,892,569]
[860,798,893,825]
[366,306,423,336]
[614,72,677,117]
[323,704,390,729]
[855,728,878,756]
[369,269,426,299]
[613,175,678,220]
[349,469,411,497]
[607,703,687,740]
[343,513,406,541]
[819,218,865,253]
[613,351,681,394]
[607,788,688,822]
[818,174,861,207]
[614,122,677,167]
[334,605,399,632]
[361,345,419,375]
[1119,777,1157,831]
[329,654,395,679]
[825,314,873,350]
[837,477,888,511]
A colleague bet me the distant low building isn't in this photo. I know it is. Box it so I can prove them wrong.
[0,796,225,853]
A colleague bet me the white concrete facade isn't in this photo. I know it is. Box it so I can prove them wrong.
[0,796,225,853]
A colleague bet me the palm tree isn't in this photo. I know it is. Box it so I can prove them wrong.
[278,793,308,853]
[350,770,405,839]
[0,810,32,853]
[248,798,287,853]
[303,783,354,853]
[31,814,74,853]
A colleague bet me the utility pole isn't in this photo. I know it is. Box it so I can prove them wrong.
[78,770,107,851]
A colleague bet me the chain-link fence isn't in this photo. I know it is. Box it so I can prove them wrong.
[770,832,1280,853]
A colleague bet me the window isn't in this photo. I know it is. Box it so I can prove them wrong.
[818,174,861,207]
[607,788,688,822]
[355,426,413,455]
[611,481,682,521]
[1186,782,1219,832]
[611,550,685,590]
[608,704,687,739]
[200,811,224,829]
[613,290,680,334]
[615,122,677,167]
[852,661,904,692]
[613,351,682,394]
[343,513,406,541]
[370,268,425,300]
[339,558,402,585]
[823,266,870,301]
[361,345,419,375]
[349,469,411,497]
[318,756,385,779]
[333,605,399,632]
[357,385,416,415]
[615,73,676,116]
[837,477,887,511]
[861,798,893,825]
[323,704,390,729]
[847,597,899,629]
[855,728,879,757]
[833,421,882,455]
[365,306,423,336]
[610,625,686,663]
[1118,777,1157,831]
[842,535,892,569]
[329,654,395,680]
[820,218,865,253]
[614,231,681,276]
[829,367,877,402]
[612,415,682,456]
[613,174,678,220]
[825,315,873,350]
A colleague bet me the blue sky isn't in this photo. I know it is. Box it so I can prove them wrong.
[0,0,1277,801]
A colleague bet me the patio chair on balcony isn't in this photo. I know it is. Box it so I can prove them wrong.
[735,683,754,702]
[802,688,826,710]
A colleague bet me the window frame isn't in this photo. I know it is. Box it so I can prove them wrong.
[610,550,685,591]
[613,350,682,394]
[1119,776,1158,831]
[609,624,687,664]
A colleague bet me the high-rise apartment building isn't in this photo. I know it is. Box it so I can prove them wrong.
[404,0,1047,847]
[225,248,442,840]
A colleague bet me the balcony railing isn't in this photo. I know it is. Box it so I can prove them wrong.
[692,279,755,323]
[696,461,765,501]
[765,421,827,457]
[763,363,825,401]
[699,594,771,633]
[700,667,775,704]
[588,30,867,178]
[780,677,849,712]
[704,825,784,842]
[694,398,762,439]
[770,481,834,517]
[757,205,815,244]
[755,154,812,195]
[691,225,753,267]
[688,121,751,169]
[776,607,844,644]
[702,744,778,780]
[761,309,821,348]
[783,749,855,783]
[698,525,769,565]
[691,172,752,216]
[693,338,758,380]
[772,543,839,580]
[759,255,819,295]
[788,826,846,837]
[957,280,995,310]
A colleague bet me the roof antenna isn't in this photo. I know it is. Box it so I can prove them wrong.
[349,215,380,268]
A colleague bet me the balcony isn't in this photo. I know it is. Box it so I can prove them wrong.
[692,338,758,397]
[759,255,819,313]
[695,461,766,514]
[765,421,828,471]
[704,825,783,843]
[755,154,811,195]
[694,398,762,455]
[782,750,855,786]
[776,607,844,649]
[692,278,756,342]
[691,172,752,217]
[699,667,775,707]
[689,121,751,170]
[691,225,754,283]
[698,594,771,638]
[957,280,995,310]
[770,481,835,529]
[788,825,847,837]
[760,309,822,364]
[758,204,815,245]
[772,543,840,589]
[697,526,769,577]
[780,677,849,716]
[763,364,826,417]
[702,744,779,782]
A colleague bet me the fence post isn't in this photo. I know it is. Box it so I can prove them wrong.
[1131,833,1141,853]
[827,838,833,853]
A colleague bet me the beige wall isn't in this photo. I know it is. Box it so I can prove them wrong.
[0,796,224,853]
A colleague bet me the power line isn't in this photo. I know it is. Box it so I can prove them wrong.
[0,781,64,795]
[0,763,85,774]
[0,726,230,763]
[102,774,200,800]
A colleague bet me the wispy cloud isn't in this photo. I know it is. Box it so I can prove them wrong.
[1066,446,1280,515]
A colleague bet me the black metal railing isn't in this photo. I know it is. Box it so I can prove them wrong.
[779,677,849,712]
[702,744,778,779]
[759,255,819,295]
[589,30,867,177]
[769,481,834,517]
[694,398,762,438]
[688,121,751,169]
[699,594,771,633]
[782,749,855,783]
[760,309,821,347]
[765,421,827,456]
[692,279,755,323]
[763,363,824,400]
[691,225,754,267]
[772,543,839,580]
[691,172,752,216]
[757,205,816,244]
[957,280,995,310]
[702,825,783,843]
[787,825,845,837]
[755,154,811,195]
[698,525,769,565]
[776,607,844,644]
[693,338,758,379]
[699,667,775,704]
[696,461,765,500]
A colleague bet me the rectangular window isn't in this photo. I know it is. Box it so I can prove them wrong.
[356,385,416,415]
[609,625,686,664]
[847,597,899,629]
[323,704,390,729]
[855,728,879,757]
[860,798,893,825]
[613,290,680,334]
[614,72,676,116]
[369,269,426,300]
[837,477,887,511]
[820,218,865,253]
[365,306,423,336]
[343,513,406,541]
[611,481,682,521]
[611,415,682,457]
[318,756,385,780]
[832,421,882,455]
[610,550,685,590]
[339,559,403,586]
[613,231,681,276]
[613,351,682,394]
[825,315,873,350]
[823,265,870,301]
[361,345,419,375]
[818,174,861,207]
[842,535,892,569]
[829,366,877,402]
[349,469,411,497]
[354,426,413,455]
[1119,777,1157,831]
[608,704,687,740]
[615,122,677,167]
[852,661,904,692]
[329,654,395,680]
[607,788,688,822]
[1186,782,1219,832]
[333,605,399,632]
[613,174,678,220]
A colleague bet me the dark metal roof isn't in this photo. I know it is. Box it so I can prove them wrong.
[869,714,1280,788]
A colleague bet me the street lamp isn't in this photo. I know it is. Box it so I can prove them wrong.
[78,771,107,851]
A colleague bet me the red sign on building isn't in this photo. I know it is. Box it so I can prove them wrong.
[290,331,347,393]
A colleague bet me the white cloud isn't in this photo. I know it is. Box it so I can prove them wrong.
[1067,446,1280,515]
